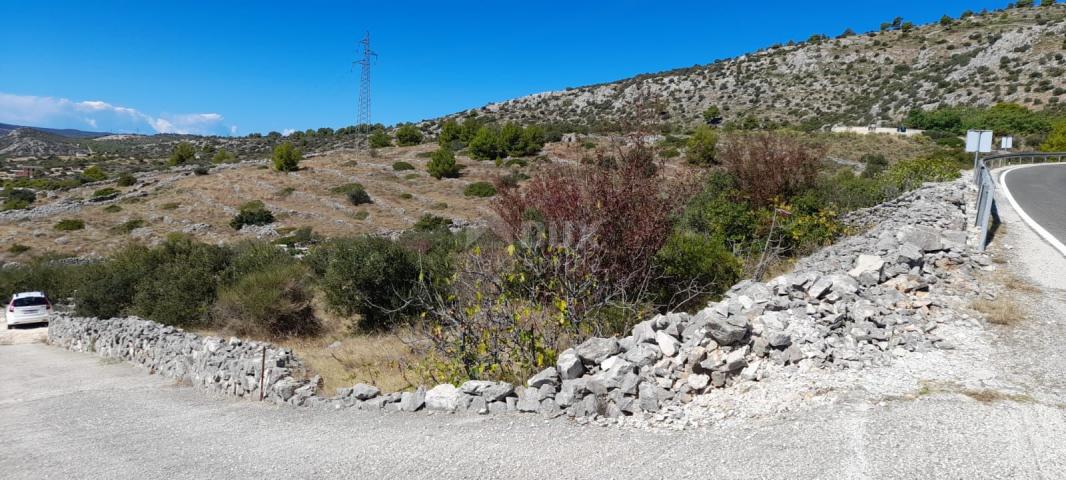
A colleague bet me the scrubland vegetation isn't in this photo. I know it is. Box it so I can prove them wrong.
[0,118,970,387]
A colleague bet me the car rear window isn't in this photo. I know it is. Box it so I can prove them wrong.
[13,296,48,307]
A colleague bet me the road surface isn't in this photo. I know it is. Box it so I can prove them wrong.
[1003,163,1066,248]
[2,343,1065,479]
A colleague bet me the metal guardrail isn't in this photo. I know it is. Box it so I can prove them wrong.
[975,151,1066,251]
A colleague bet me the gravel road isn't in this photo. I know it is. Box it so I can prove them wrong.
[2,343,1064,479]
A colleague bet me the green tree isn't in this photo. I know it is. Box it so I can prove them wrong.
[939,15,953,26]
[702,105,722,125]
[498,122,523,157]
[468,126,503,160]
[517,125,546,156]
[369,130,392,148]
[459,117,483,143]
[272,142,302,172]
[395,125,423,146]
[169,142,197,166]
[685,125,719,166]
[438,119,462,148]
[81,165,108,182]
[1041,119,1066,151]
[427,147,461,179]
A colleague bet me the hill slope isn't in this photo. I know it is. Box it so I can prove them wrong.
[455,6,1066,129]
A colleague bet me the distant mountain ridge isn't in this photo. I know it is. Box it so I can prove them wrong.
[440,5,1066,130]
[0,123,111,139]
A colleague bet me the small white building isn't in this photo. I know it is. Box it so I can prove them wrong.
[830,125,925,138]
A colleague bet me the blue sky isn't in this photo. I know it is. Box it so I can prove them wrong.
[0,0,1015,136]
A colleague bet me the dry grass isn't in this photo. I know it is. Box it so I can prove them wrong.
[971,297,1024,326]
[0,144,513,261]
[999,272,1040,295]
[280,333,422,395]
[916,380,1035,404]
[195,297,427,395]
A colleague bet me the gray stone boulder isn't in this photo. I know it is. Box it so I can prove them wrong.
[655,330,680,357]
[426,384,461,412]
[706,316,749,346]
[848,254,884,279]
[898,226,943,252]
[399,386,426,412]
[556,349,585,380]
[350,383,380,400]
[575,337,620,364]
[527,367,560,388]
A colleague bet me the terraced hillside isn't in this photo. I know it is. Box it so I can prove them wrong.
[454,6,1066,129]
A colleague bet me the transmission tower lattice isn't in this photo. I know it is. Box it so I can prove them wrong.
[355,32,377,141]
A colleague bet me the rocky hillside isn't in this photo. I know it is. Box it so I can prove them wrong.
[456,5,1066,129]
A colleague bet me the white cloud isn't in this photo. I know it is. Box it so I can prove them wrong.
[282,128,296,136]
[0,92,235,136]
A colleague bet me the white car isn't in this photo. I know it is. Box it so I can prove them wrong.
[4,291,52,328]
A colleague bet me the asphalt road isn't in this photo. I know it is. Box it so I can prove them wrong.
[2,344,1065,479]
[1004,163,1066,247]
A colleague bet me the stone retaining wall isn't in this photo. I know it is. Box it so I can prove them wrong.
[48,316,318,404]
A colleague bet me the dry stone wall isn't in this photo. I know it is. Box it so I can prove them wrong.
[48,316,318,404]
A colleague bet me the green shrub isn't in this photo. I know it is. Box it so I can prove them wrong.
[392,161,415,171]
[860,154,889,178]
[160,202,180,210]
[369,131,392,148]
[72,236,228,324]
[685,125,719,166]
[468,126,503,160]
[103,205,122,213]
[1042,119,1066,151]
[395,125,423,146]
[229,201,275,230]
[213,263,317,338]
[193,166,210,175]
[116,173,137,187]
[272,142,302,172]
[92,187,120,199]
[169,143,197,166]
[399,192,413,199]
[127,237,230,327]
[883,155,962,192]
[346,186,373,205]
[309,237,420,330]
[81,165,108,182]
[413,213,453,232]
[427,148,461,179]
[2,189,36,211]
[110,219,145,234]
[330,182,365,194]
[463,181,497,197]
[653,231,741,310]
[54,219,85,231]
[8,244,30,255]
[212,149,235,164]
[353,210,369,220]
[0,256,82,304]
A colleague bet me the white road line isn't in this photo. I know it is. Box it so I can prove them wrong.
[997,164,1066,258]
